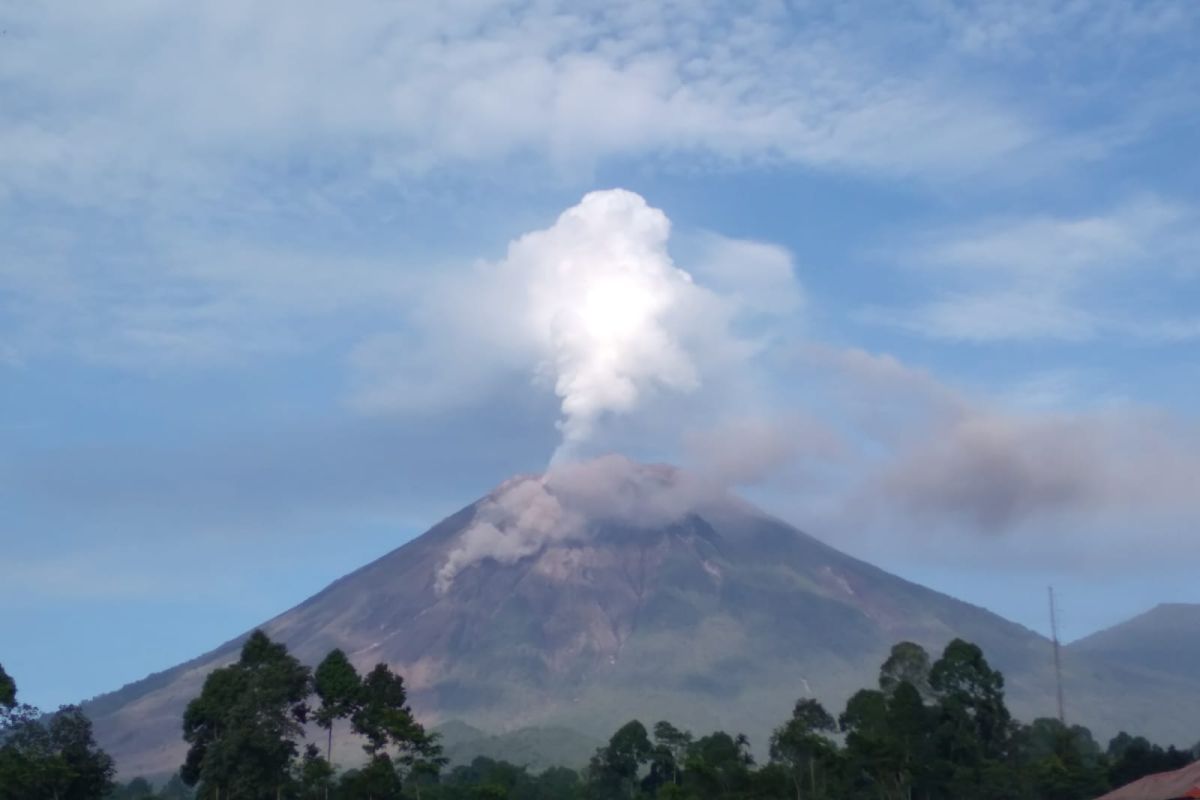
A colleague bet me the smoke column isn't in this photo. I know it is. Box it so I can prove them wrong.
[493,189,708,459]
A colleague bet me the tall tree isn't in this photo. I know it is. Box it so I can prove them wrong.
[841,682,931,800]
[313,649,362,764]
[587,720,652,800]
[684,731,756,799]
[928,639,1015,798]
[181,630,312,800]
[878,642,932,699]
[930,639,1011,761]
[295,743,336,800]
[770,699,837,800]
[350,663,441,798]
[0,663,15,709]
[1015,718,1106,800]
[651,720,692,788]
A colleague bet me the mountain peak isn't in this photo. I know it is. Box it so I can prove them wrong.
[436,455,732,594]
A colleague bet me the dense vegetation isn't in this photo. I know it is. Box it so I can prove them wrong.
[0,663,116,799]
[3,635,1197,799]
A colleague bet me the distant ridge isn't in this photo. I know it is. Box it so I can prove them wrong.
[1068,603,1200,682]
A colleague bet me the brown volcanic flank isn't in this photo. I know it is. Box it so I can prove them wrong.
[83,457,1200,778]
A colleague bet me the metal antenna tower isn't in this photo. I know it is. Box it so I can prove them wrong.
[1048,586,1066,724]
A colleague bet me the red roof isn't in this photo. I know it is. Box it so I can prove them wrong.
[1097,760,1200,800]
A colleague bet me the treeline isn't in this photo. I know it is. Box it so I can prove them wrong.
[4,635,1198,800]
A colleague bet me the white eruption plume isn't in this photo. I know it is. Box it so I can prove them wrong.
[496,189,706,456]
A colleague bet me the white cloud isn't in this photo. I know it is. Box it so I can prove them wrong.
[688,234,805,317]
[864,198,1200,342]
[0,231,415,368]
[0,0,1059,211]
[868,290,1096,343]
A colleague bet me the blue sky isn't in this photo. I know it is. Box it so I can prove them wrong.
[2,0,1198,711]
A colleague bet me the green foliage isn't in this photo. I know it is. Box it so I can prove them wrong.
[180,629,312,799]
[586,720,653,799]
[682,731,755,799]
[1105,730,1193,789]
[926,638,1015,797]
[0,663,15,710]
[351,662,445,790]
[106,776,156,799]
[840,683,932,800]
[770,699,837,800]
[648,721,691,790]
[157,774,194,799]
[0,703,116,800]
[1010,718,1107,800]
[878,641,932,698]
[295,742,336,798]
[160,635,1193,800]
[337,753,405,799]
[315,649,363,765]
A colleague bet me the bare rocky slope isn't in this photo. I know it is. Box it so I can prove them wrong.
[82,458,1200,778]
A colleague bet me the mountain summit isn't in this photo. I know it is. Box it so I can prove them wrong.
[84,456,1200,777]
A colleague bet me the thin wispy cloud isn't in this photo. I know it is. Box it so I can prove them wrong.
[0,0,1118,209]
[861,197,1200,342]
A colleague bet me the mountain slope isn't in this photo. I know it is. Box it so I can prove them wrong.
[82,458,1200,778]
[1068,603,1200,680]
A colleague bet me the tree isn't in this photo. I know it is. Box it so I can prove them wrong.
[586,720,652,800]
[0,704,116,800]
[313,649,361,766]
[1016,719,1106,800]
[108,776,156,799]
[841,689,899,799]
[156,773,193,800]
[684,731,756,798]
[180,630,312,800]
[929,638,1012,757]
[770,699,837,800]
[1106,731,1193,789]
[337,753,403,800]
[295,743,335,799]
[928,639,1015,797]
[842,647,936,800]
[350,663,441,798]
[0,664,15,709]
[878,642,932,699]
[531,765,582,800]
[650,721,692,788]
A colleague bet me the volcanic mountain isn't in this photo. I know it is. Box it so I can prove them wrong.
[83,457,1200,778]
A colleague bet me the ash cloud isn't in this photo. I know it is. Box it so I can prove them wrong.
[876,413,1106,532]
[435,454,725,593]
[811,347,1200,549]
[434,475,584,594]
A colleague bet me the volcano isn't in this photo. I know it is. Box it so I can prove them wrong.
[82,457,1200,778]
